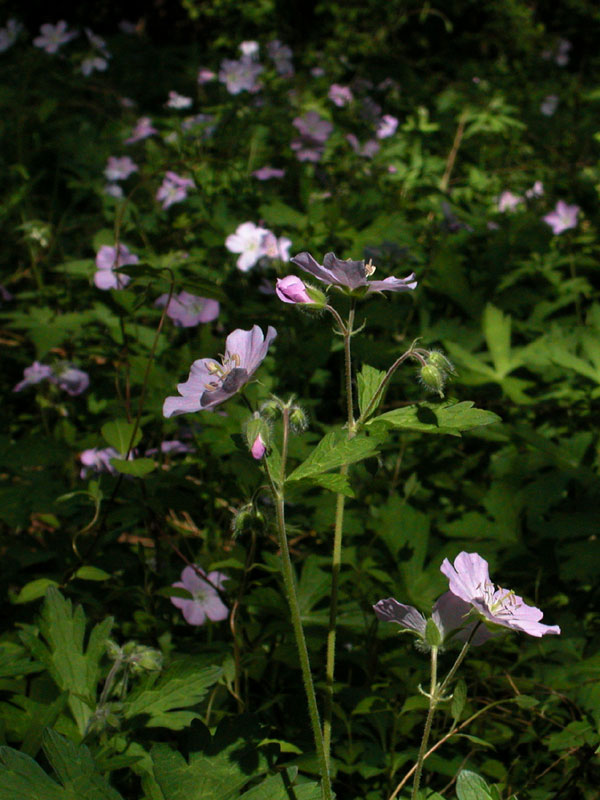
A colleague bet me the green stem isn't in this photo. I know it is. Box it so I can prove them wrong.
[323,302,356,760]
[411,646,438,800]
[356,346,427,428]
[265,458,333,800]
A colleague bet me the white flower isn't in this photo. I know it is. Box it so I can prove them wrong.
[225,222,269,271]
[33,21,77,54]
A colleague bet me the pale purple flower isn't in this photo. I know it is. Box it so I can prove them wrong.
[54,365,89,395]
[163,325,277,417]
[555,38,571,66]
[79,446,120,478]
[346,134,380,158]
[292,111,333,144]
[218,57,263,94]
[253,166,285,180]
[94,244,138,290]
[310,66,325,78]
[104,156,138,181]
[328,84,353,107]
[145,440,195,457]
[376,114,398,139]
[441,552,560,638]
[291,251,417,295]
[13,361,54,392]
[225,221,270,271]
[171,566,229,626]
[104,183,124,198]
[84,28,109,54]
[373,592,490,646]
[125,117,157,144]
[166,90,192,109]
[33,21,77,54]
[197,67,216,84]
[267,40,293,76]
[262,232,291,262]
[497,191,522,213]
[155,291,219,327]
[156,171,195,209]
[525,181,544,199]
[251,433,266,459]
[543,200,579,234]
[540,94,559,116]
[0,18,22,52]
[276,275,311,304]
[239,40,259,58]
[81,56,108,76]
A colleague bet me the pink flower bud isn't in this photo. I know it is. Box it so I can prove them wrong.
[275,275,311,304]
[251,433,266,460]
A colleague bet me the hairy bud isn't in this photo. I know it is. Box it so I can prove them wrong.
[419,364,445,397]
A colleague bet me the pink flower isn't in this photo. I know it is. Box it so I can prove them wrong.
[13,362,54,392]
[346,134,380,158]
[104,156,138,181]
[525,181,544,199]
[156,171,195,209]
[225,222,270,271]
[276,275,311,304]
[441,552,560,638]
[540,95,559,116]
[262,232,291,262]
[163,325,277,417]
[251,433,266,459]
[253,166,285,180]
[197,67,216,84]
[125,117,157,144]
[54,365,89,395]
[218,57,263,94]
[376,114,398,139]
[266,40,294,76]
[94,244,138,290]
[170,566,229,626]
[497,191,522,212]
[155,291,219,327]
[79,447,121,478]
[166,91,192,109]
[33,21,77,54]
[543,200,579,234]
[328,84,353,107]
[239,40,259,58]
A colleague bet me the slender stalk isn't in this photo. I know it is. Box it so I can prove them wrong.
[323,301,356,759]
[411,646,439,800]
[356,347,428,428]
[265,451,333,800]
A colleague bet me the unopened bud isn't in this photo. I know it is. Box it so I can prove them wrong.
[244,413,270,457]
[425,618,443,648]
[106,640,123,661]
[289,405,309,433]
[231,502,264,538]
[124,644,163,674]
[419,364,445,397]
[259,398,281,420]
[427,350,456,376]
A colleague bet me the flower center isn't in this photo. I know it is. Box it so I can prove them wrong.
[201,352,248,404]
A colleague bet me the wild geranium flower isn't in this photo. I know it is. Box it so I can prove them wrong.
[218,57,263,94]
[540,94,559,116]
[156,171,195,209]
[94,244,138,290]
[79,447,121,478]
[13,361,54,392]
[155,291,219,327]
[346,134,380,158]
[328,84,353,107]
[525,181,544,199]
[33,21,77,54]
[267,40,294,76]
[276,275,312,304]
[543,200,579,234]
[253,166,285,180]
[290,251,417,295]
[262,232,291,262]
[225,221,270,271]
[104,183,124,198]
[0,18,22,52]
[291,111,333,162]
[125,116,157,144]
[497,191,522,212]
[81,56,108,76]
[145,440,195,457]
[104,156,138,181]
[441,551,560,638]
[376,114,398,139]
[171,566,229,626]
[163,325,277,417]
[54,364,89,395]
[239,40,259,58]
[251,433,267,459]
[197,67,216,84]
[166,90,192,109]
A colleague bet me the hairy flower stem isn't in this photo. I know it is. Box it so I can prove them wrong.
[265,434,333,800]
[324,302,356,761]
[411,645,438,800]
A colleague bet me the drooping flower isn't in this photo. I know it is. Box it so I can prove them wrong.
[543,200,579,235]
[33,21,77,54]
[0,18,22,52]
[94,244,138,290]
[104,156,138,181]
[166,90,192,109]
[253,166,285,180]
[79,446,121,478]
[225,221,270,271]
[125,116,157,144]
[218,57,263,94]
[154,291,220,327]
[290,251,417,295]
[163,325,277,417]
[54,364,89,395]
[441,551,560,638]
[328,84,353,107]
[497,191,522,213]
[276,275,311,304]
[170,566,229,626]
[13,361,54,392]
[376,114,398,139]
[156,171,195,209]
[540,94,559,117]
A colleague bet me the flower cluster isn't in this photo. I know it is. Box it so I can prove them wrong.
[374,551,560,647]
[225,222,291,271]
